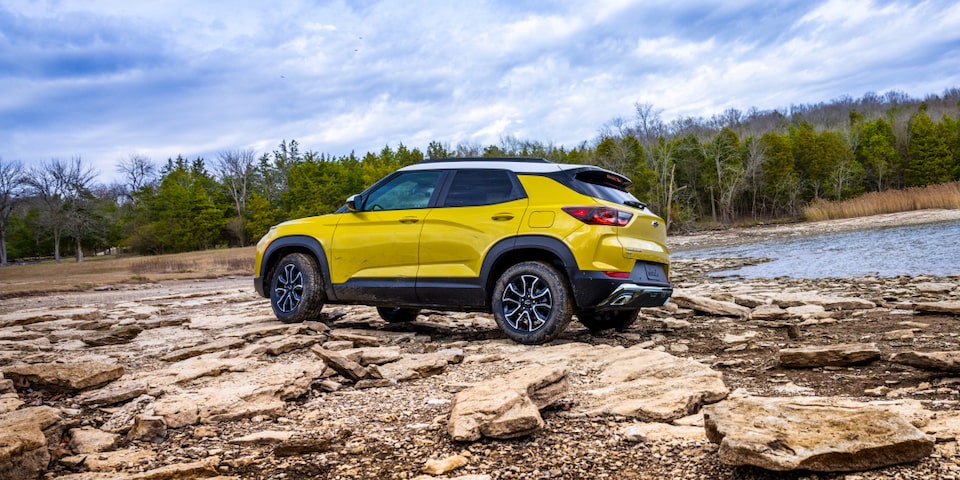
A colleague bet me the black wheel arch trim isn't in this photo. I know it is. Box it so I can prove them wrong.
[479,235,581,304]
[256,235,335,300]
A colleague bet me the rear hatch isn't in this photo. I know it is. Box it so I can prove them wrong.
[568,168,670,268]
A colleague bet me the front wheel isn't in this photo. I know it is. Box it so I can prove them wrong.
[376,307,421,323]
[577,310,638,333]
[270,253,325,323]
[492,261,573,345]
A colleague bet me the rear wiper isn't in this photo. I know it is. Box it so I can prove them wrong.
[624,200,647,210]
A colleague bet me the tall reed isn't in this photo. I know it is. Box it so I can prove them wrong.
[803,182,960,221]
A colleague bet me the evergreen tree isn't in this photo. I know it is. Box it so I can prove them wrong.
[906,110,953,186]
[857,118,899,191]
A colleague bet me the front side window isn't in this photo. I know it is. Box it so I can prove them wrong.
[442,169,522,207]
[362,170,442,211]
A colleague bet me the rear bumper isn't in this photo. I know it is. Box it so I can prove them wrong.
[569,261,672,310]
[596,283,672,309]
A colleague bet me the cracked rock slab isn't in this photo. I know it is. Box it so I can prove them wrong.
[574,347,728,422]
[778,343,881,368]
[703,395,935,472]
[889,351,960,372]
[448,364,568,441]
[2,361,124,392]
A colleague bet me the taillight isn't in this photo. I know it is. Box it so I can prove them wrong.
[562,206,633,226]
[603,271,630,278]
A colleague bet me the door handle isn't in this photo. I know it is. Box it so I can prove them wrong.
[399,217,420,224]
[491,214,514,221]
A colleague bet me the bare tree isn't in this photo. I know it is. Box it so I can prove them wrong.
[23,157,97,262]
[116,154,156,201]
[598,116,630,139]
[700,132,746,224]
[633,102,665,145]
[0,158,24,265]
[215,149,255,246]
[742,137,767,219]
[454,141,483,157]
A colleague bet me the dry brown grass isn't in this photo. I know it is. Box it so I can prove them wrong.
[0,247,255,298]
[803,182,960,221]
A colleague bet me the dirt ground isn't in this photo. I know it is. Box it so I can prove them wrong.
[2,210,960,479]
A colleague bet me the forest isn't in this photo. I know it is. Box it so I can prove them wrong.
[0,88,959,265]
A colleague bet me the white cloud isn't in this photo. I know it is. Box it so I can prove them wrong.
[1,0,959,182]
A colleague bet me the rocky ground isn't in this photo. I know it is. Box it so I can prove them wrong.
[2,211,960,480]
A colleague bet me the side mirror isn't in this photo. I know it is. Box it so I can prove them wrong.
[345,194,360,212]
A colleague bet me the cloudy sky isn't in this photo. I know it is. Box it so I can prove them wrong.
[2,0,959,182]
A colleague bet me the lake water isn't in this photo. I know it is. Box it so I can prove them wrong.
[672,219,960,279]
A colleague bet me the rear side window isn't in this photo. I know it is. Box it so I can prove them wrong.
[442,169,523,207]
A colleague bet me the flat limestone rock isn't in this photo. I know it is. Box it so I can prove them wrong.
[778,343,881,368]
[575,347,728,422]
[3,361,124,392]
[230,430,296,444]
[59,448,157,473]
[621,422,707,442]
[703,395,935,472]
[448,364,568,441]
[750,304,787,321]
[914,301,960,315]
[79,381,150,406]
[161,337,247,362]
[0,406,62,480]
[786,304,829,318]
[312,346,373,381]
[889,351,960,372]
[273,429,352,457]
[342,346,403,366]
[671,292,750,317]
[763,293,876,310]
[68,427,120,453]
[373,353,450,381]
[0,307,100,328]
[82,324,143,346]
[914,282,956,293]
[156,360,328,425]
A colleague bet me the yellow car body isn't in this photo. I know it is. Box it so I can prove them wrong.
[255,158,671,344]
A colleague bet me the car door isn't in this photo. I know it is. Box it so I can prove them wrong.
[417,169,527,306]
[330,170,443,303]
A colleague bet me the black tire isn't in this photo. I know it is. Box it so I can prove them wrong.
[492,261,573,345]
[376,307,421,323]
[269,253,325,323]
[577,310,638,333]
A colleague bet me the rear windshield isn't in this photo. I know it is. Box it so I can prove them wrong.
[568,169,641,205]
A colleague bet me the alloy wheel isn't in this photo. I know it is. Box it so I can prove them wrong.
[274,263,304,313]
[500,274,553,332]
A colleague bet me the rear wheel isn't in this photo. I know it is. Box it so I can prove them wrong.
[376,307,421,323]
[577,309,638,333]
[492,261,573,345]
[270,253,325,323]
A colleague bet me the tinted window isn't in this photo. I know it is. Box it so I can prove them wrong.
[442,170,521,207]
[362,171,442,211]
[570,170,642,206]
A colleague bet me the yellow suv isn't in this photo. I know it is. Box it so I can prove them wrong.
[254,158,672,344]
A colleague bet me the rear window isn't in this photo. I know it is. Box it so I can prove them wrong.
[569,169,641,205]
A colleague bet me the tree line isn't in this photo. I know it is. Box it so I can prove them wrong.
[1,88,959,265]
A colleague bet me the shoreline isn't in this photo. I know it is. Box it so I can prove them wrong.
[667,208,960,252]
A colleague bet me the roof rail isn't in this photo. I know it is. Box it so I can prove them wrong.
[419,157,552,164]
